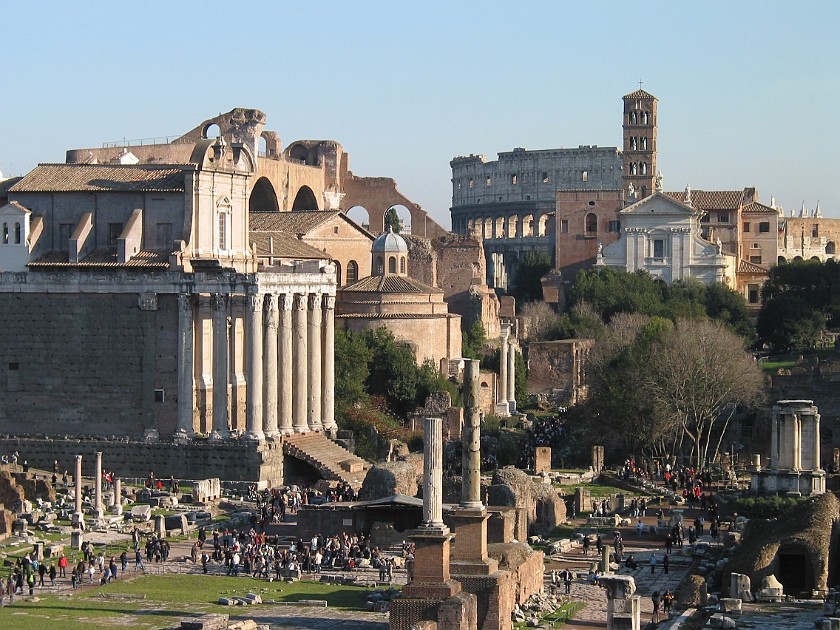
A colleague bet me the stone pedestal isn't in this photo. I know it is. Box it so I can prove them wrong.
[534,447,551,474]
[592,445,605,473]
[154,514,166,538]
[71,530,84,551]
[601,575,640,630]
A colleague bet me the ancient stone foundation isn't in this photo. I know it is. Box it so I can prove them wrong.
[0,437,284,484]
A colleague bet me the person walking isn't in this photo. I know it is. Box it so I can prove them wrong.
[663,552,669,574]
[651,590,661,623]
[134,550,145,572]
[561,568,572,595]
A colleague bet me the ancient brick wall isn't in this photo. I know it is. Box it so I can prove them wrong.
[554,189,623,280]
[0,292,179,437]
[526,339,592,405]
[0,438,284,484]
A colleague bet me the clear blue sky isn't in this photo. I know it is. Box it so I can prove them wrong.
[2,1,838,226]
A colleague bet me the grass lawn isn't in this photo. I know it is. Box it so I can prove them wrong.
[0,573,370,630]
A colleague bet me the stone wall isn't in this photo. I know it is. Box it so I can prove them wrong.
[0,438,284,485]
[0,292,178,437]
[554,189,624,280]
[526,339,593,406]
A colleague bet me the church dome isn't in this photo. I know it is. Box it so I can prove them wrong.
[372,227,408,254]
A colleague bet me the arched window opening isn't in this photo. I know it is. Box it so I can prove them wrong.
[291,186,319,211]
[630,163,637,175]
[494,216,505,239]
[249,177,279,213]
[483,218,492,239]
[2,222,7,244]
[388,256,397,273]
[375,256,384,275]
[641,162,647,175]
[642,137,648,150]
[523,214,534,237]
[631,137,637,150]
[826,242,836,255]
[778,256,787,264]
[346,206,371,231]
[642,112,648,124]
[400,256,406,274]
[203,123,221,139]
[585,213,597,234]
[537,215,549,237]
[630,112,637,124]
[507,216,519,239]
[14,222,21,244]
[347,260,359,283]
[288,144,310,164]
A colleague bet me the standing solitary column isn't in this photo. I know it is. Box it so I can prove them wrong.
[497,325,510,408]
[307,293,323,432]
[422,417,445,529]
[462,360,483,509]
[245,293,265,441]
[292,293,309,433]
[771,406,780,471]
[507,337,516,411]
[279,294,294,435]
[211,293,230,439]
[175,294,195,440]
[263,295,280,439]
[94,451,103,520]
[322,295,337,436]
[73,455,83,526]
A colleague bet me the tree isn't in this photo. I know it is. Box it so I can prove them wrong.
[364,328,419,417]
[570,267,667,321]
[462,320,487,358]
[384,207,401,233]
[334,328,372,409]
[643,319,765,469]
[512,250,552,304]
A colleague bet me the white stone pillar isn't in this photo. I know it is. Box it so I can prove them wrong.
[113,478,122,515]
[771,407,779,471]
[211,293,229,439]
[793,414,802,471]
[278,294,294,435]
[94,451,103,520]
[175,294,195,440]
[263,294,280,439]
[292,293,309,433]
[245,293,265,441]
[73,454,83,526]
[507,338,516,411]
[814,410,822,471]
[307,293,323,432]
[496,325,510,415]
[422,417,445,529]
[462,360,483,509]
[322,295,337,436]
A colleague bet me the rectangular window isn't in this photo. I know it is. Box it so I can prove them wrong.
[108,223,123,246]
[511,174,517,185]
[759,222,770,233]
[653,239,664,258]
[485,176,492,187]
[542,172,549,183]
[701,213,710,223]
[218,212,229,251]
[468,178,474,189]
[717,212,729,223]
[154,389,165,403]
[812,224,819,238]
[748,284,760,304]
[581,171,589,182]
[743,222,750,233]
[609,220,621,232]
[750,255,762,264]
[560,220,569,233]
[155,223,172,249]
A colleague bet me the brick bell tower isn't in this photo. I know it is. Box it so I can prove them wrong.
[622,87,658,201]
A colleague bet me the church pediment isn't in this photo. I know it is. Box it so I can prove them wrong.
[620,192,697,216]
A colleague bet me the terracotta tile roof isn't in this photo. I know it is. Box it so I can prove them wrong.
[250,232,329,259]
[741,202,776,214]
[10,164,185,193]
[28,248,171,269]
[738,259,769,275]
[249,211,339,234]
[663,190,744,210]
[340,274,442,294]
[623,89,656,99]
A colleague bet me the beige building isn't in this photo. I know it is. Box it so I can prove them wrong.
[336,230,462,368]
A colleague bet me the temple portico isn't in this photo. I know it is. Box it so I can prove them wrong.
[177,282,338,441]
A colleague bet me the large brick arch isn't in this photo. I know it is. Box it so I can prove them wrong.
[340,174,448,238]
[250,177,279,213]
[291,185,319,211]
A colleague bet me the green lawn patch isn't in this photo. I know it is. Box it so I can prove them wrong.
[0,573,369,630]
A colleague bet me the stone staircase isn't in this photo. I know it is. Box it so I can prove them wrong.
[282,434,371,489]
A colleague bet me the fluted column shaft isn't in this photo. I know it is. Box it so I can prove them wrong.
[322,296,337,434]
[507,339,516,405]
[462,360,483,508]
[279,294,294,434]
[293,293,309,433]
[422,417,445,528]
[176,294,195,438]
[308,294,323,432]
[263,295,280,438]
[74,455,83,517]
[211,294,229,438]
[94,451,103,518]
[498,326,509,405]
[245,293,265,441]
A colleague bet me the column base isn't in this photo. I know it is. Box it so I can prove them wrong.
[143,428,160,443]
[208,431,229,441]
[72,513,86,530]
[494,402,510,417]
[323,424,338,439]
[243,431,265,443]
[264,431,282,441]
[173,429,194,444]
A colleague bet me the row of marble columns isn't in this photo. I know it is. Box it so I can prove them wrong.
[73,452,119,530]
[496,324,517,415]
[174,292,337,441]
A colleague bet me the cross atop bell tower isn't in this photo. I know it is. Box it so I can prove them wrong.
[622,88,658,202]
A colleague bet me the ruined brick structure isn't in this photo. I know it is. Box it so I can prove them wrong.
[526,339,592,406]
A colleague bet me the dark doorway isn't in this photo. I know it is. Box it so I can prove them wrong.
[777,547,813,594]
